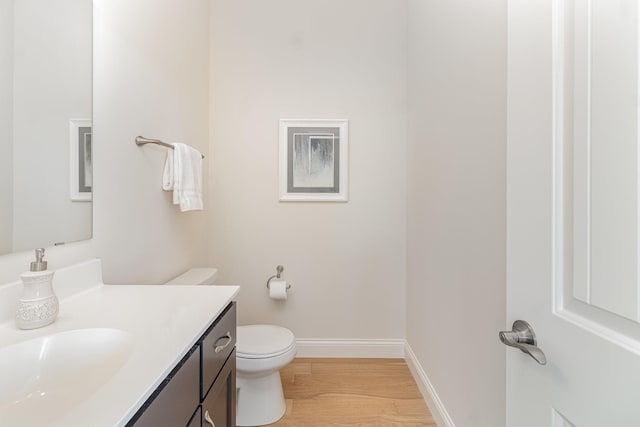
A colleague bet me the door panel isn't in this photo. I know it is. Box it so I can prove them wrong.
[507,0,640,425]
[563,0,640,322]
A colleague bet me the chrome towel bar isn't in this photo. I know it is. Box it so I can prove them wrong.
[135,135,204,159]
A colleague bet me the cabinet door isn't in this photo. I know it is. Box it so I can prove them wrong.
[202,350,236,427]
[187,407,201,427]
[128,348,200,427]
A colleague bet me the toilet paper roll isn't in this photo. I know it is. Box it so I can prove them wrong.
[268,280,289,300]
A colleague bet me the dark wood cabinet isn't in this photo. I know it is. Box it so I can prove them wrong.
[187,407,202,427]
[129,302,237,427]
[126,347,200,427]
[202,304,236,399]
[202,350,236,427]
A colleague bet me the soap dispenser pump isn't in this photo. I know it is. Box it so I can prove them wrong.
[15,248,59,329]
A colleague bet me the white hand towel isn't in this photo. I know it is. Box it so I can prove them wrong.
[162,151,174,191]
[162,143,203,212]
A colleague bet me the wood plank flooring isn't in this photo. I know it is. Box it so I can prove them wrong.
[268,358,436,427]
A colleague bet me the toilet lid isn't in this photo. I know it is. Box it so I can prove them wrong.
[236,325,295,359]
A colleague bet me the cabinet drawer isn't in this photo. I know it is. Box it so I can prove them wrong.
[202,302,236,398]
[202,350,236,427]
[129,347,200,427]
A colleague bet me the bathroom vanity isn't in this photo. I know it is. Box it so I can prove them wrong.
[0,259,239,427]
[129,303,237,427]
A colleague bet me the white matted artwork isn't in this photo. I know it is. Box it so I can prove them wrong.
[279,119,349,202]
[69,119,92,202]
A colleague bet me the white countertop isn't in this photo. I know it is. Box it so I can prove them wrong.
[0,282,239,427]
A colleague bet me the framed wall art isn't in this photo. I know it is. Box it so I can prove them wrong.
[279,119,349,202]
[69,119,92,202]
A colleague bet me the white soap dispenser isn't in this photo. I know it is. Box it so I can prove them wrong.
[15,248,59,329]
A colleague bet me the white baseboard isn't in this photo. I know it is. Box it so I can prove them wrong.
[295,338,405,358]
[404,343,455,427]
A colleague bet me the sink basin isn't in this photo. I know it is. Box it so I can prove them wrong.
[0,328,134,425]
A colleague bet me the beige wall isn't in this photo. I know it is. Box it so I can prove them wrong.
[406,0,507,426]
[208,0,407,339]
[92,0,210,284]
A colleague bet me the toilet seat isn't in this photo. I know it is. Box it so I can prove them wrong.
[237,325,295,359]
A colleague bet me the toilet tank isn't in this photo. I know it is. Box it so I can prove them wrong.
[164,268,218,285]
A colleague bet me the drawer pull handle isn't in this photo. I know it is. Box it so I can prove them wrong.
[214,331,233,353]
[204,409,216,426]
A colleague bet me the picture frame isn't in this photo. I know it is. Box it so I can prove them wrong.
[279,119,349,202]
[69,119,92,202]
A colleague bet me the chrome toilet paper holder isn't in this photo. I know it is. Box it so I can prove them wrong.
[266,265,291,289]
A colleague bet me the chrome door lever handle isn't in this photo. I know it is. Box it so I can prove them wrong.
[499,320,547,365]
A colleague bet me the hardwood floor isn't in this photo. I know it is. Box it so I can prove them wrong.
[269,358,436,427]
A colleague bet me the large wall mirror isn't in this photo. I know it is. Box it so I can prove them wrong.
[0,0,92,256]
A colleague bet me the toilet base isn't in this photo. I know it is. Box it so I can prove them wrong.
[236,371,286,426]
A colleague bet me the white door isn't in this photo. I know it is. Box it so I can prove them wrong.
[507,0,640,425]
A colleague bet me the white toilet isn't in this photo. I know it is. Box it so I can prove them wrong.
[236,324,296,426]
[165,268,296,426]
